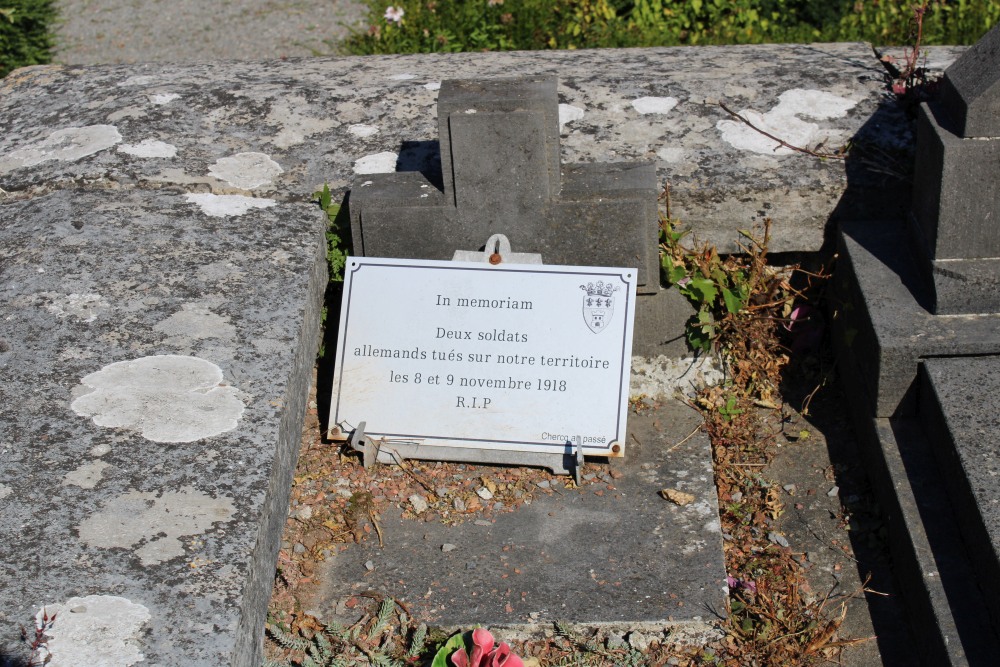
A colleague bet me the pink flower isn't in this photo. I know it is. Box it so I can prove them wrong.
[726,575,757,594]
[384,5,405,23]
[451,628,525,667]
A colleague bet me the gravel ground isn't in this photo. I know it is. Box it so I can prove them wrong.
[52,0,369,65]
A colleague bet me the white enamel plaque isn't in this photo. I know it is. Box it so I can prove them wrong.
[329,257,636,457]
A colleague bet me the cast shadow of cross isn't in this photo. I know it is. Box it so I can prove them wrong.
[395,140,444,192]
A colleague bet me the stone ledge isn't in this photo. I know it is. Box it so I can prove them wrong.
[0,44,962,254]
[0,189,326,666]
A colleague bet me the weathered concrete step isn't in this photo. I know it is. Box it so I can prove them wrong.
[834,326,1000,665]
[312,399,726,641]
[835,220,1000,417]
[851,415,998,665]
[833,228,1000,663]
[921,357,1000,636]
[0,188,327,666]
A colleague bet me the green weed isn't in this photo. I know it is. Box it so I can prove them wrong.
[0,0,56,78]
[342,0,998,56]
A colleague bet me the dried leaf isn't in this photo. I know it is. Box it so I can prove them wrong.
[660,488,696,506]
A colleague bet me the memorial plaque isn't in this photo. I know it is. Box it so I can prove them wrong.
[328,257,637,462]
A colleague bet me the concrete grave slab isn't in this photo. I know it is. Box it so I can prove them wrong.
[0,188,327,666]
[312,399,726,638]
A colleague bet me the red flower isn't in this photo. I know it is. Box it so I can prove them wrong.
[450,628,525,667]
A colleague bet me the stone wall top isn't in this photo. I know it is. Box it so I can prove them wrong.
[0,44,962,254]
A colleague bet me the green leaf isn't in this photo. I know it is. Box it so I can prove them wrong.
[720,395,744,421]
[431,631,469,667]
[687,276,718,303]
[685,309,715,351]
[660,254,687,285]
[314,183,333,211]
[722,287,743,315]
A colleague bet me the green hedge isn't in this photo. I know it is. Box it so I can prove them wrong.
[343,0,1000,55]
[1,0,56,78]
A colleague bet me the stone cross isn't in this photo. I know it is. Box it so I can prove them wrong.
[911,23,1000,314]
[348,75,659,294]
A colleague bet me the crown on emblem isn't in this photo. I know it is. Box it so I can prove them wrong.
[579,280,618,297]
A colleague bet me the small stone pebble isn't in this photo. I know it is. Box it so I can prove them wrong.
[536,480,550,489]
[466,562,477,570]
[493,501,504,511]
[453,498,466,511]
[606,633,626,650]
[474,519,491,526]
[364,560,375,571]
[827,485,840,497]
[436,487,450,498]
[627,631,650,652]
[293,543,306,554]
[442,543,457,552]
[477,487,494,501]
[768,532,790,548]
[409,494,429,514]
[731,491,743,502]
[782,483,797,495]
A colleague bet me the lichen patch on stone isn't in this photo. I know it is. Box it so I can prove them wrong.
[0,484,11,501]
[43,292,110,323]
[184,192,277,217]
[153,303,236,341]
[0,125,122,173]
[36,595,150,667]
[70,354,244,443]
[77,487,235,565]
[632,96,680,115]
[63,460,111,489]
[347,124,379,138]
[558,103,585,129]
[117,139,177,158]
[716,88,858,155]
[266,97,337,149]
[353,151,398,175]
[208,151,283,189]
[117,75,157,87]
[147,92,180,105]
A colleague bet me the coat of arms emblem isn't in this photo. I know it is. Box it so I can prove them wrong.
[580,280,619,334]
